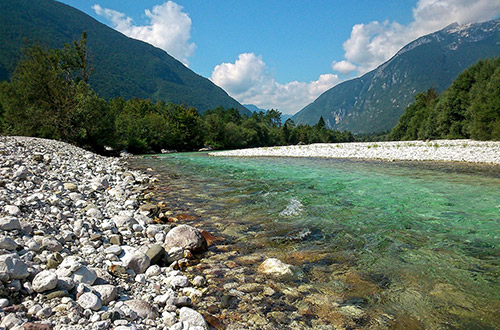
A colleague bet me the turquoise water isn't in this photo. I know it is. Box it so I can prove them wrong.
[131,153,500,329]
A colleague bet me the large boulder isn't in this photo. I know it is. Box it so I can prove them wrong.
[164,225,207,253]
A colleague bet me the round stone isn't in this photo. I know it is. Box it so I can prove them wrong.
[32,270,58,293]
[145,264,161,278]
[179,307,208,329]
[93,284,117,305]
[42,237,63,252]
[164,225,207,253]
[72,265,97,285]
[77,292,102,311]
[120,246,150,274]
[125,299,159,320]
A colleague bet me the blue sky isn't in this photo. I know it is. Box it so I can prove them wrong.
[59,0,500,114]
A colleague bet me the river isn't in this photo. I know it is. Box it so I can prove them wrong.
[128,153,500,329]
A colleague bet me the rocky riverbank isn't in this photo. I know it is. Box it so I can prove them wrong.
[0,136,215,330]
[210,140,500,164]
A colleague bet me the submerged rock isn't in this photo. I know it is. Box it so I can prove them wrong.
[258,258,294,278]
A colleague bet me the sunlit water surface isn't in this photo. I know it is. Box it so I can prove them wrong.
[129,153,500,329]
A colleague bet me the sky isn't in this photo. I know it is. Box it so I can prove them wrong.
[59,0,500,114]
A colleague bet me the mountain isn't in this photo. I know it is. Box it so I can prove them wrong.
[244,104,267,113]
[293,19,500,134]
[0,0,249,115]
[244,104,293,123]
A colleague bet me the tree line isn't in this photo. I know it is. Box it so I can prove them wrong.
[0,35,354,154]
[388,56,500,141]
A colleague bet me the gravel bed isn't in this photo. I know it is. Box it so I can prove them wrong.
[0,136,212,330]
[210,140,500,164]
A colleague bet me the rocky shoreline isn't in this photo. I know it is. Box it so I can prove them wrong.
[210,140,500,164]
[0,136,218,330]
[7,136,493,329]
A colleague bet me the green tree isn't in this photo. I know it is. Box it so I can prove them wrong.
[72,82,114,152]
[2,33,97,144]
[315,116,326,130]
[469,64,500,140]
[389,88,438,140]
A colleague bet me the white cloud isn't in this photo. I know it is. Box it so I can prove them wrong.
[211,53,267,95]
[331,60,358,75]
[211,53,340,115]
[338,0,500,74]
[93,2,195,66]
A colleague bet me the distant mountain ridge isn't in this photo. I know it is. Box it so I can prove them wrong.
[243,104,267,113]
[244,104,293,122]
[0,0,249,115]
[293,19,500,134]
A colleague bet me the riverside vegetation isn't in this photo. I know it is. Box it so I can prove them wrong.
[1,35,499,155]
[388,56,500,141]
[0,35,353,156]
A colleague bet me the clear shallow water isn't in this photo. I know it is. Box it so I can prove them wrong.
[130,153,500,329]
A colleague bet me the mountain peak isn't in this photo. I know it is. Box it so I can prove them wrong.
[292,18,500,134]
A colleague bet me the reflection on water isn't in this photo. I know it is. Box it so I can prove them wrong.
[128,153,500,329]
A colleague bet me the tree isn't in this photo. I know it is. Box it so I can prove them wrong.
[2,33,95,143]
[388,57,500,142]
[469,63,500,140]
[315,116,326,130]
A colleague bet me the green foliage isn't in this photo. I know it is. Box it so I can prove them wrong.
[388,88,439,140]
[0,35,356,154]
[389,57,500,141]
[1,35,93,143]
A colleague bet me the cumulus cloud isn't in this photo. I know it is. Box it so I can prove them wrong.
[93,2,195,65]
[331,60,358,75]
[335,0,500,74]
[211,53,340,114]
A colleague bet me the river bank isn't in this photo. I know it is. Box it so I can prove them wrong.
[0,136,214,330]
[3,136,498,329]
[210,139,500,164]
